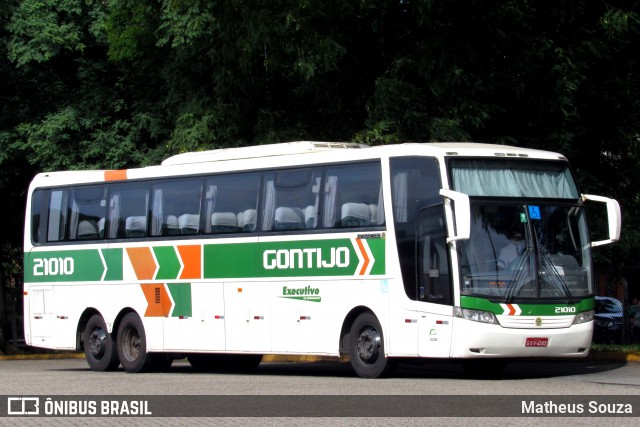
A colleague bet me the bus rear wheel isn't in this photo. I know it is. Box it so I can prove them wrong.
[117,312,155,373]
[83,314,119,371]
[349,313,394,378]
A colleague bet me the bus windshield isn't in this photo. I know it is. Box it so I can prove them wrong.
[449,158,591,302]
[458,203,592,301]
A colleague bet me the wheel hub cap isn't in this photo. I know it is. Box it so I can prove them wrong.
[356,328,380,363]
[88,329,106,358]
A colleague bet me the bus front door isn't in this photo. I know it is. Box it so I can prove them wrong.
[416,206,454,358]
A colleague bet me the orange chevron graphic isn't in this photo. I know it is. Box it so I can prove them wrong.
[178,245,201,279]
[141,283,171,317]
[126,247,157,280]
[355,238,370,276]
[500,303,522,315]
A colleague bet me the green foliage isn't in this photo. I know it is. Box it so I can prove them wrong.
[600,8,640,40]
[106,0,159,62]
[156,0,217,49]
[353,120,400,146]
[7,0,85,67]
[166,100,241,153]
[591,343,640,353]
[14,105,151,170]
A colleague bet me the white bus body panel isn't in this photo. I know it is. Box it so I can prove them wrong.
[163,282,226,351]
[450,318,593,358]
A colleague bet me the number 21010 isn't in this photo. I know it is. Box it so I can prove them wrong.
[33,257,74,276]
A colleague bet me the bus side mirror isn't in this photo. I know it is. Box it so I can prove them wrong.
[582,194,621,247]
[440,189,470,243]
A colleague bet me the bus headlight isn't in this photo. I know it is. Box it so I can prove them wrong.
[454,307,499,325]
[573,310,594,325]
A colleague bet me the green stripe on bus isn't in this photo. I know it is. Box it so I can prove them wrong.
[25,248,124,283]
[460,295,595,315]
[154,246,181,280]
[102,248,123,281]
[25,250,104,283]
[202,239,385,279]
[167,283,192,317]
[203,243,258,279]
[24,237,386,283]
[367,238,386,275]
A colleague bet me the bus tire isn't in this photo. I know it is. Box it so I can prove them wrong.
[349,313,393,378]
[117,312,154,373]
[83,314,119,371]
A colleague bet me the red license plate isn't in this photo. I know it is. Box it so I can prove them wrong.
[525,337,549,347]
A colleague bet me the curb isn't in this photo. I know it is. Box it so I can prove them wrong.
[0,352,85,361]
[588,351,640,364]
[262,355,347,363]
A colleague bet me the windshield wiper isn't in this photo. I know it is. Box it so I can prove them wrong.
[505,248,532,303]
[539,250,572,302]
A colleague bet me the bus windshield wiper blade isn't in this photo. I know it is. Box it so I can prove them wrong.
[504,249,531,303]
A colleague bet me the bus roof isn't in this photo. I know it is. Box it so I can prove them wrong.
[29,142,567,188]
[162,141,566,166]
[161,141,370,166]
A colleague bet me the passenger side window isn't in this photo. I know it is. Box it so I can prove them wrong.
[69,185,107,240]
[47,189,69,242]
[204,173,261,233]
[30,190,44,244]
[107,184,149,239]
[323,163,383,228]
[390,157,441,224]
[150,179,203,236]
[262,168,321,231]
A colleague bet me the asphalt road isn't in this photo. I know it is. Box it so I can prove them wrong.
[0,357,639,426]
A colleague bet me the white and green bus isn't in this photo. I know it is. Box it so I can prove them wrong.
[23,141,621,378]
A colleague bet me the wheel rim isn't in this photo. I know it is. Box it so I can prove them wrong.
[356,326,381,364]
[88,328,107,359]
[122,326,140,362]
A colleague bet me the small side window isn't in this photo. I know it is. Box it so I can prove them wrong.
[69,185,106,241]
[204,173,260,234]
[107,183,150,239]
[262,168,321,231]
[150,179,203,237]
[323,163,383,229]
[30,190,44,244]
[47,190,68,242]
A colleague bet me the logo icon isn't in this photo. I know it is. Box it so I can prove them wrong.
[7,397,40,415]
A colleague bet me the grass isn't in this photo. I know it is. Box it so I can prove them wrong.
[591,343,640,353]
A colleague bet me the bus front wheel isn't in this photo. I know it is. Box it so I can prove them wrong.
[117,312,155,373]
[349,313,394,378]
[83,314,119,371]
